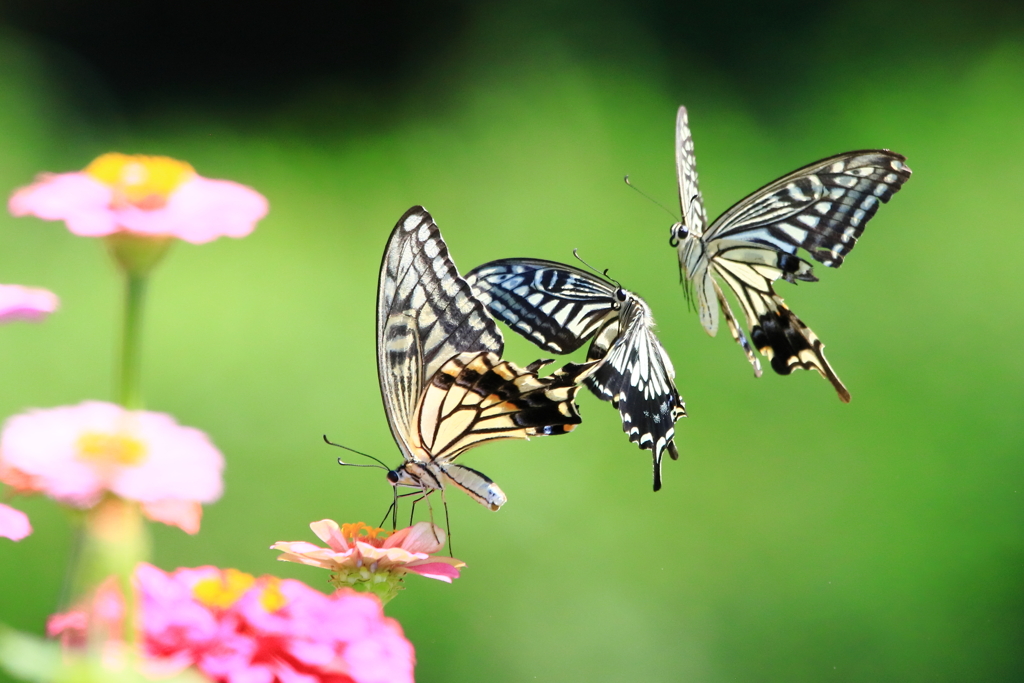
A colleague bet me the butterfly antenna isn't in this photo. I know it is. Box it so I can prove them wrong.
[624,175,679,221]
[323,435,390,470]
[572,249,622,289]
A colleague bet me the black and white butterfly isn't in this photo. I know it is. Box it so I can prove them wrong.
[671,106,912,401]
[465,259,686,491]
[376,207,596,511]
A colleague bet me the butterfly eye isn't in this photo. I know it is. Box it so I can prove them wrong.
[615,288,628,303]
[386,470,400,484]
[670,222,687,246]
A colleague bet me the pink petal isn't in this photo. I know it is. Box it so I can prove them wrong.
[46,610,88,637]
[356,543,424,564]
[270,541,323,554]
[382,521,444,554]
[344,626,416,683]
[8,173,117,236]
[0,503,31,541]
[110,410,224,504]
[0,285,59,323]
[116,177,268,244]
[141,499,202,534]
[309,519,350,552]
[402,562,461,582]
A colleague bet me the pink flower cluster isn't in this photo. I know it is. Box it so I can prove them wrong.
[0,401,224,533]
[49,563,415,683]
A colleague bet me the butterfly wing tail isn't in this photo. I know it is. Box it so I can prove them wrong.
[749,293,851,402]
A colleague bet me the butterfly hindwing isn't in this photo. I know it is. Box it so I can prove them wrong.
[418,351,593,460]
[585,299,686,491]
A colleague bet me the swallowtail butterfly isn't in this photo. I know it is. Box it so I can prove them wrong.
[377,207,596,510]
[671,106,911,401]
[465,259,685,491]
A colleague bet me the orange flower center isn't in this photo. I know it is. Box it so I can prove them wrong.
[193,568,256,609]
[341,521,390,547]
[85,153,196,210]
[76,432,146,466]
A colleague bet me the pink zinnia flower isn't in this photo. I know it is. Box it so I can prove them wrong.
[9,153,268,244]
[0,284,59,323]
[0,401,223,533]
[273,521,465,603]
[0,502,31,541]
[49,564,416,683]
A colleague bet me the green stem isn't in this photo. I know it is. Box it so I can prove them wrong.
[105,232,172,410]
[118,273,148,410]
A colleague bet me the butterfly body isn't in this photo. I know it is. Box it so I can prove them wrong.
[466,258,685,490]
[377,208,594,510]
[671,106,912,401]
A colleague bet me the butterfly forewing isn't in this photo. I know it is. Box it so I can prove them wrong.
[465,259,619,354]
[706,151,912,270]
[377,207,504,458]
[675,106,709,238]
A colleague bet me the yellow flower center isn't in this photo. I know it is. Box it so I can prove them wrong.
[193,569,256,609]
[341,522,390,547]
[259,578,287,613]
[76,432,146,466]
[85,153,196,210]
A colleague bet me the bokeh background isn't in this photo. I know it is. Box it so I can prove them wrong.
[1,1,1022,681]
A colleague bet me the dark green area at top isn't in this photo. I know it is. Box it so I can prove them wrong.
[1,0,1022,117]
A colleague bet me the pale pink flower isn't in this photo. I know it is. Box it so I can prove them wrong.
[273,521,465,603]
[9,153,268,244]
[0,502,31,541]
[0,401,223,533]
[49,564,416,683]
[0,284,59,323]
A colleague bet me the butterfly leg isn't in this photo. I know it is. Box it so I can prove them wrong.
[441,488,453,556]
[378,496,397,530]
[407,491,431,527]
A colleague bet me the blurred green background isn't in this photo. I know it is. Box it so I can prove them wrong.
[1,1,1022,681]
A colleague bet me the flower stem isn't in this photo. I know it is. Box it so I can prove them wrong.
[118,273,147,410]
[77,499,149,653]
[105,232,172,409]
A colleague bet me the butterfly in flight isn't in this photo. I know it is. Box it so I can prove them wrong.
[465,258,685,491]
[375,207,596,512]
[671,106,911,401]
